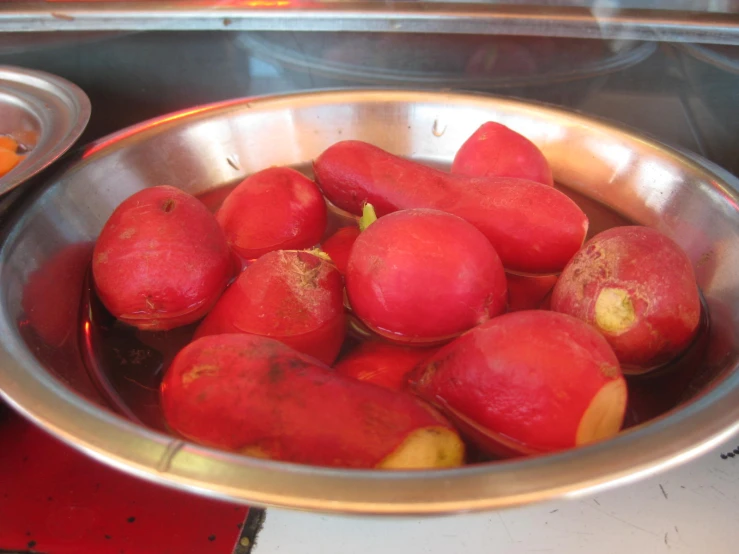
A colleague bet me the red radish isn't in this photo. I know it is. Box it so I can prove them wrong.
[22,242,93,347]
[161,333,465,469]
[194,250,345,365]
[452,122,554,187]
[334,341,439,391]
[346,208,507,343]
[506,272,558,312]
[321,226,360,275]
[313,140,587,274]
[551,226,701,372]
[408,310,627,457]
[216,167,327,261]
[92,186,233,331]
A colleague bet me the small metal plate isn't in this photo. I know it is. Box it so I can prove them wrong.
[0,65,91,197]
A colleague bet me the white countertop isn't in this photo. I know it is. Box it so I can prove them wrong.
[253,438,739,554]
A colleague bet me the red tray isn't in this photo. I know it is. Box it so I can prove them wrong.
[0,405,261,554]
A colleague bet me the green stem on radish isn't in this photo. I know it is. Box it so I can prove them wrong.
[279,247,334,265]
[359,203,378,232]
[304,247,334,264]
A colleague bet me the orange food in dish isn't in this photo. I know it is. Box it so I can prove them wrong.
[0,136,18,152]
[0,145,22,178]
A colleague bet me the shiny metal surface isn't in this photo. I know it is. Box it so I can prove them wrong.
[676,43,739,178]
[0,32,725,171]
[2,3,739,45]
[239,33,656,90]
[1,90,738,514]
[0,31,127,55]
[681,43,739,74]
[0,65,90,197]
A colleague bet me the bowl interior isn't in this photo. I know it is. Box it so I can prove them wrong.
[1,90,738,513]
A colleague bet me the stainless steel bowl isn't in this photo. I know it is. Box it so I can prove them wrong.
[1,90,738,515]
[0,65,91,197]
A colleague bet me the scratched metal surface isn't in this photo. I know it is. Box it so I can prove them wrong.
[253,439,739,553]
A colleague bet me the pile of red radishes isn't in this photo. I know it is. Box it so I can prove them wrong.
[91,122,702,470]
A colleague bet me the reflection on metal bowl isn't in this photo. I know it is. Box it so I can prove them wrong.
[238,33,656,106]
[678,43,739,176]
[0,90,738,515]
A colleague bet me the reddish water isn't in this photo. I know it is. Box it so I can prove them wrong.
[77,177,712,460]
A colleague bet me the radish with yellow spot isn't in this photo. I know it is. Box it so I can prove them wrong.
[161,333,465,469]
[551,226,701,373]
[407,310,627,457]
